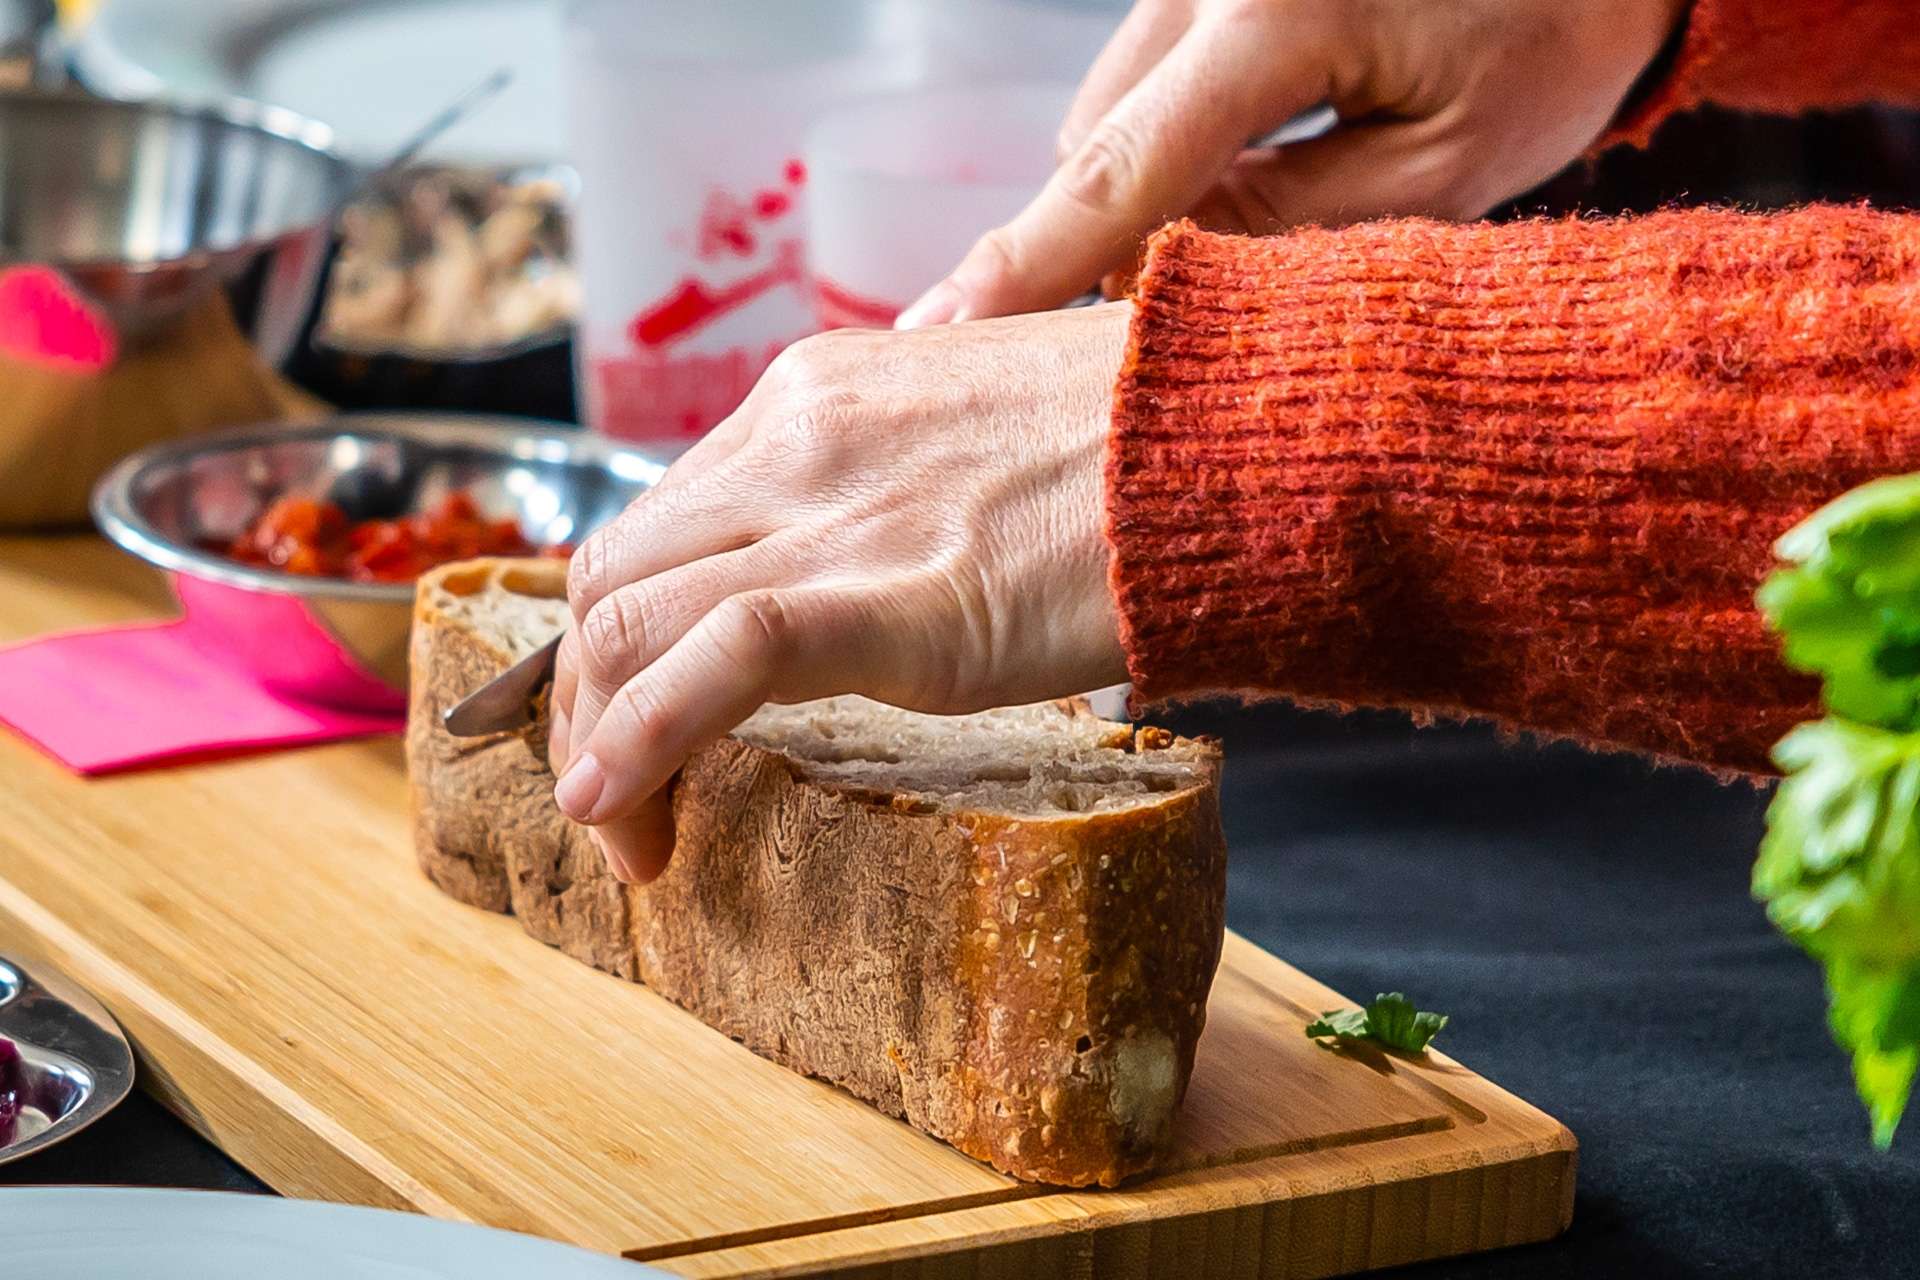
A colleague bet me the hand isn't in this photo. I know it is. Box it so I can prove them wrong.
[896,0,1687,327]
[550,302,1133,883]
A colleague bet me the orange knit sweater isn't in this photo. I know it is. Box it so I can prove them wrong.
[1106,2,1920,772]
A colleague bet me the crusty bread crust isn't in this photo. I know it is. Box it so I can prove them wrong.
[406,558,1228,1187]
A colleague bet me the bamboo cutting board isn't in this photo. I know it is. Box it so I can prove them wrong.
[0,537,1575,1278]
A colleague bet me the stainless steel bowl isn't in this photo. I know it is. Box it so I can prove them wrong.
[92,414,664,705]
[0,953,135,1166]
[0,88,351,355]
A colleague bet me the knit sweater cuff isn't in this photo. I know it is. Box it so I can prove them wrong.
[1608,0,1920,149]
[1102,216,1895,770]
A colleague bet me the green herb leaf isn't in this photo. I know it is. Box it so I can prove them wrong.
[1758,716,1920,1147]
[1305,993,1448,1054]
[1759,473,1920,729]
[1826,960,1920,1148]
[1303,1007,1370,1040]
[1757,473,1920,1148]
[1758,720,1920,966]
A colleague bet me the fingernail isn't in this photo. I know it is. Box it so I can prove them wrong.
[895,279,961,330]
[588,827,638,884]
[554,751,605,821]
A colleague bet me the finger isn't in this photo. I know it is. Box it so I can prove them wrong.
[552,627,671,883]
[1056,0,1192,160]
[583,792,675,886]
[567,539,804,769]
[566,451,769,626]
[1200,116,1473,233]
[555,588,864,832]
[549,624,580,773]
[900,9,1331,325]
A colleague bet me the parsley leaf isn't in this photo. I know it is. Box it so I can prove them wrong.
[1759,473,1920,730]
[1756,717,1920,1147]
[1305,992,1448,1054]
[1758,476,1920,1148]
[1303,1007,1371,1040]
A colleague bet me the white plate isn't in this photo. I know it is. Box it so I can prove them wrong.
[74,0,566,166]
[0,1188,666,1278]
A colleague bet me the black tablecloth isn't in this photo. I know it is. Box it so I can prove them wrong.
[7,702,1918,1277]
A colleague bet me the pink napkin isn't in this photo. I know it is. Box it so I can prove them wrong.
[0,580,407,774]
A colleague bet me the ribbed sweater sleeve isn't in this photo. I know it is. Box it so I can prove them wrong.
[1105,211,1920,772]
[1612,0,1920,146]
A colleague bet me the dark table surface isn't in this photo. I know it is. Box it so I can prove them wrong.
[5,700,1916,1277]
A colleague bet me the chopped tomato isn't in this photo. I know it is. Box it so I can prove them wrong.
[214,490,570,583]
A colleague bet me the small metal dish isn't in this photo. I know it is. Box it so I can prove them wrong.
[92,413,663,706]
[0,954,135,1166]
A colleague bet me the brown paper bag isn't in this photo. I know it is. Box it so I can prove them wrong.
[0,292,328,529]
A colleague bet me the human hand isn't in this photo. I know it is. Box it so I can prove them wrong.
[897,0,1687,326]
[549,302,1133,883]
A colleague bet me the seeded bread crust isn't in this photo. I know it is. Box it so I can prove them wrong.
[406,558,1228,1187]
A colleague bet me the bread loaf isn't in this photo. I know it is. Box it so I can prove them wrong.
[406,558,1228,1186]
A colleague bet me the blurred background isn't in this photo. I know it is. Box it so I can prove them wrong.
[1,0,1916,527]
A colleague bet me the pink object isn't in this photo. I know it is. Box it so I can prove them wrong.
[0,615,404,775]
[813,276,899,329]
[170,575,407,715]
[0,265,117,370]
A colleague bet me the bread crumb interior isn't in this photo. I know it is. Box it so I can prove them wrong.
[738,698,1210,818]
[440,577,1213,818]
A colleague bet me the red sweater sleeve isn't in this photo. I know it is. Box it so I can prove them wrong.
[1105,211,1920,772]
[1613,0,1920,146]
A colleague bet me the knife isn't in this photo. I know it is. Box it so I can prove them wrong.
[441,635,561,737]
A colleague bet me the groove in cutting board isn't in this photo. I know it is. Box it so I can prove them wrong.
[625,1113,1458,1264]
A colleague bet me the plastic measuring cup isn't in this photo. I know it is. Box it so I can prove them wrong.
[912,0,1129,84]
[804,81,1072,328]
[562,0,922,452]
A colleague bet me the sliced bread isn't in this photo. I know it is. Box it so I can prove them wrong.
[406,557,1228,1186]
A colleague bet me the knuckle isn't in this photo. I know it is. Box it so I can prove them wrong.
[761,339,859,454]
[716,590,796,667]
[1054,121,1083,165]
[1057,125,1143,215]
[760,343,806,396]
[579,589,648,678]
[566,529,611,617]
[763,333,835,399]
[606,680,669,753]
[962,228,1022,293]
[779,402,844,457]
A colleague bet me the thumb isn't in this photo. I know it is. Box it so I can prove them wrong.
[898,8,1331,327]
[1197,114,1484,234]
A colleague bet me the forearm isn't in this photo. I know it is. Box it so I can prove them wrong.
[1106,212,1920,772]
[1613,0,1920,145]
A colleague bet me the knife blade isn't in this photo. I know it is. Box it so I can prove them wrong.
[441,635,561,737]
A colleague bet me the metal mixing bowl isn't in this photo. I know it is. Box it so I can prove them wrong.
[0,88,351,356]
[92,414,664,705]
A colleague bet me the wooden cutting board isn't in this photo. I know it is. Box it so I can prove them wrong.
[0,537,1575,1278]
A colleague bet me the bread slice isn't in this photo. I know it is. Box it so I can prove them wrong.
[406,558,1227,1187]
